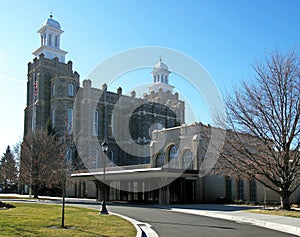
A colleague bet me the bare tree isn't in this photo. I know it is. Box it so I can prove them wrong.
[0,146,18,192]
[20,129,66,198]
[220,49,300,210]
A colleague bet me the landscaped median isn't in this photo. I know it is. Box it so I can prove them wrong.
[0,202,136,237]
[246,208,300,218]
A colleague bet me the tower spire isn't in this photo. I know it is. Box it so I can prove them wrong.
[148,58,174,93]
[32,14,68,62]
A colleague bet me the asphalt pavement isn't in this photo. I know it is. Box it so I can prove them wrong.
[1,194,300,237]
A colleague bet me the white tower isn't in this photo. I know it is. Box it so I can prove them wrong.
[148,58,174,93]
[32,14,68,62]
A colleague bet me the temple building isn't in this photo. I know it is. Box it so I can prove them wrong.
[23,15,300,204]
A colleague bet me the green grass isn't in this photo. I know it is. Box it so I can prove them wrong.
[246,209,300,218]
[0,202,136,237]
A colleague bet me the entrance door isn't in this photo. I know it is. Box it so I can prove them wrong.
[169,178,196,204]
[184,179,195,203]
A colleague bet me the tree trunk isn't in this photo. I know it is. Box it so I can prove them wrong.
[33,184,39,198]
[280,192,291,210]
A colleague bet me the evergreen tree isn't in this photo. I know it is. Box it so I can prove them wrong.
[0,146,18,193]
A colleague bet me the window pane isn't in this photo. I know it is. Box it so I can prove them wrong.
[67,108,73,134]
[67,83,74,96]
[168,145,178,168]
[52,109,55,128]
[93,110,99,136]
[52,84,56,97]
[156,153,164,167]
[182,149,193,169]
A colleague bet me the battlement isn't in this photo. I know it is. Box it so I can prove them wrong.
[28,53,77,76]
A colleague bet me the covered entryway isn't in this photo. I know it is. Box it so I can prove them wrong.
[71,167,199,205]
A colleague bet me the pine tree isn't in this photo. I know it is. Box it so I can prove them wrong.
[0,146,18,193]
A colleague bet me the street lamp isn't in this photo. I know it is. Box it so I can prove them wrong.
[100,139,109,214]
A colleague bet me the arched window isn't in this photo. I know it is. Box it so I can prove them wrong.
[52,84,56,97]
[93,110,99,136]
[52,109,55,128]
[67,83,74,97]
[182,149,193,169]
[156,153,165,168]
[168,145,178,168]
[67,108,73,134]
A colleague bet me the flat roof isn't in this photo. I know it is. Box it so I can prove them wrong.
[71,167,199,181]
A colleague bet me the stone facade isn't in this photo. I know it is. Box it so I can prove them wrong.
[24,54,79,137]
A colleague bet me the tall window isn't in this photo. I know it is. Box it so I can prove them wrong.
[66,148,72,162]
[93,110,99,136]
[52,109,55,128]
[156,153,165,168]
[67,108,73,134]
[108,113,113,137]
[182,149,193,169]
[52,84,56,97]
[225,177,232,200]
[168,145,178,168]
[237,179,244,200]
[67,83,74,97]
[48,34,52,46]
[249,179,257,201]
[54,36,58,47]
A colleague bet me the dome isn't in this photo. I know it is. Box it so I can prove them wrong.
[42,15,61,29]
[153,58,168,70]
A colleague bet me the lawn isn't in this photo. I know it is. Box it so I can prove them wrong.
[246,209,300,218]
[0,202,136,237]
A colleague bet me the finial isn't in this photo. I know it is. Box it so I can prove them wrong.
[50,10,53,18]
[159,56,162,62]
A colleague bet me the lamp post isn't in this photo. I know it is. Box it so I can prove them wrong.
[100,139,109,214]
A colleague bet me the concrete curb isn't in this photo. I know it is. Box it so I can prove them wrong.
[109,211,159,237]
[171,208,300,236]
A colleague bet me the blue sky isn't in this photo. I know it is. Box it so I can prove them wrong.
[0,0,300,154]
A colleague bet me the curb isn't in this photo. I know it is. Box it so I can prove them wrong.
[110,211,159,237]
[171,208,300,236]
[1,196,159,237]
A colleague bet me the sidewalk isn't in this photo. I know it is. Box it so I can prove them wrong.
[169,204,300,236]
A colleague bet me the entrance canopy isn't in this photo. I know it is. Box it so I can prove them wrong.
[71,166,199,182]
